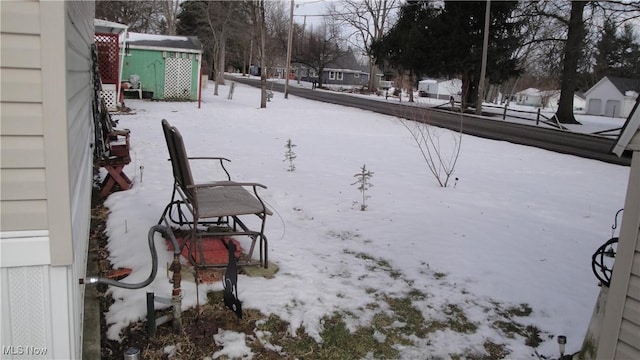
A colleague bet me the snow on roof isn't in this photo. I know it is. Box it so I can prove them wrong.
[94,19,128,34]
[515,88,542,96]
[127,32,202,52]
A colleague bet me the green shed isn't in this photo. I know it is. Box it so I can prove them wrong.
[122,32,202,101]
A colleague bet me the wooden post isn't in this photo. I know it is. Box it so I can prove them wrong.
[536,108,541,126]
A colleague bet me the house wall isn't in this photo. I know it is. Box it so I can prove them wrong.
[420,79,463,100]
[596,152,640,359]
[122,48,200,101]
[322,70,369,87]
[586,79,625,117]
[516,94,542,107]
[0,1,94,358]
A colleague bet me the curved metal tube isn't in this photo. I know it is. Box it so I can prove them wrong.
[84,225,180,289]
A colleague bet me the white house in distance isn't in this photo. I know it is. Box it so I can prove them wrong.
[514,87,544,107]
[513,88,586,111]
[418,78,462,101]
[585,76,640,118]
[1,1,95,358]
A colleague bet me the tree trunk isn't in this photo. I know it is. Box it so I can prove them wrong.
[259,2,267,108]
[555,1,585,124]
[212,50,219,96]
[368,60,375,93]
[318,66,324,88]
[408,70,414,103]
[218,32,227,86]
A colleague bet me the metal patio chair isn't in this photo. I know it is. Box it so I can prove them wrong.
[159,119,272,268]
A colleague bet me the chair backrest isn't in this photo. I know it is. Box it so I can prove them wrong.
[161,119,196,202]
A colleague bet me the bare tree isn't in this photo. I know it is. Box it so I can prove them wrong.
[248,0,269,108]
[329,0,397,92]
[159,0,180,35]
[292,19,345,88]
[95,0,159,33]
[398,109,462,188]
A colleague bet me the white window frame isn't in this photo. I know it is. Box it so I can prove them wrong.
[329,71,335,80]
[337,72,343,81]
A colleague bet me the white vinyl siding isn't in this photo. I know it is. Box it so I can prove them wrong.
[0,1,94,358]
[1,1,48,234]
[597,153,640,359]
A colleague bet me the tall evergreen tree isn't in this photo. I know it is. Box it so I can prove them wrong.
[370,1,435,86]
[372,0,522,109]
[593,18,619,80]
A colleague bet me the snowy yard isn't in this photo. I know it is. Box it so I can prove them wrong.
[101,79,629,359]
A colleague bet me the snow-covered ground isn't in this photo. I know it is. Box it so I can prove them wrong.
[102,79,629,359]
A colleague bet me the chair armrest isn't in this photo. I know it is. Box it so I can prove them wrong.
[188,181,267,190]
[187,157,231,162]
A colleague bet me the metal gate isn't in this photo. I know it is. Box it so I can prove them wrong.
[164,57,193,100]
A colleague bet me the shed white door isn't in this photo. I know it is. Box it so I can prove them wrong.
[164,57,192,99]
[605,100,621,118]
[588,98,602,115]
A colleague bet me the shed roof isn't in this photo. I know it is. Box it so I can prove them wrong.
[127,32,202,52]
[607,76,640,95]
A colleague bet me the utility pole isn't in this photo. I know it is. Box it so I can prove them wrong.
[285,0,294,99]
[476,0,490,115]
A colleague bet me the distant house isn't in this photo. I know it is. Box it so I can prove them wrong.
[514,88,544,107]
[418,79,462,101]
[513,88,585,110]
[122,32,203,101]
[585,76,640,118]
[299,50,369,88]
[546,91,586,111]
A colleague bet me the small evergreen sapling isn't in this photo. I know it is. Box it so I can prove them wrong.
[352,164,374,211]
[283,139,297,171]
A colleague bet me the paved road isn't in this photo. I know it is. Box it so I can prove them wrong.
[228,76,631,166]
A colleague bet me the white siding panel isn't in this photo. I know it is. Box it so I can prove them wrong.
[619,318,640,353]
[0,231,50,267]
[0,1,40,35]
[0,33,41,68]
[633,251,640,274]
[622,296,640,326]
[0,265,73,359]
[0,103,44,135]
[4,266,49,358]
[0,200,48,231]
[0,136,45,168]
[616,341,640,360]
[629,273,640,301]
[64,2,95,358]
[0,168,46,200]
[0,68,42,103]
[46,266,73,359]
